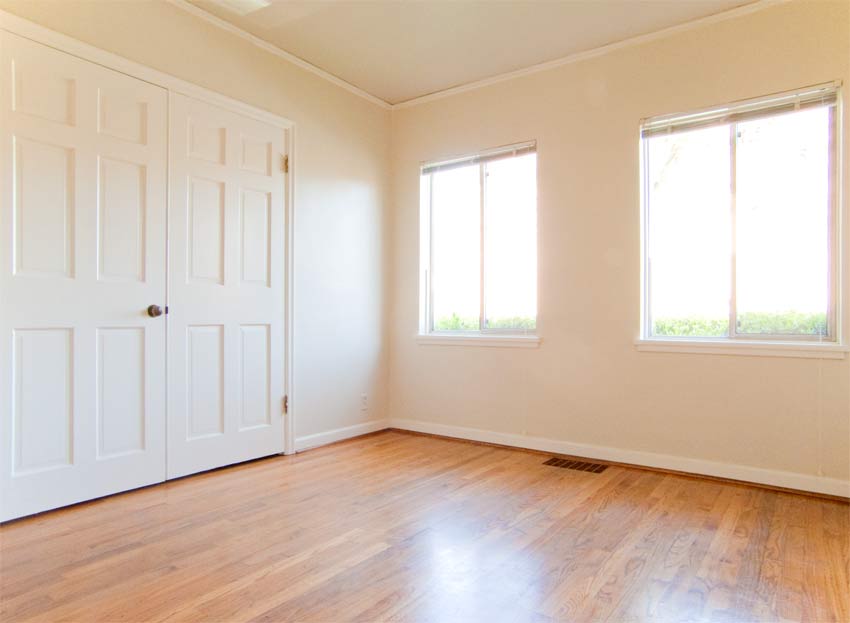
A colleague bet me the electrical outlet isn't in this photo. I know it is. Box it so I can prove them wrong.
[360,394,368,412]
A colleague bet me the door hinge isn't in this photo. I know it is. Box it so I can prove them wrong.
[282,395,288,415]
[282,154,289,173]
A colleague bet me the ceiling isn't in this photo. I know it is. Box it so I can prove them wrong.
[188,0,755,105]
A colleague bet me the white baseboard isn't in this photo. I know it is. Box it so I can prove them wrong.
[293,417,849,497]
[388,418,850,498]
[294,419,391,452]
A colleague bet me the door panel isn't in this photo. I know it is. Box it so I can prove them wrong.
[187,324,225,439]
[0,33,168,521]
[188,177,225,284]
[96,327,145,458]
[168,94,286,479]
[239,324,271,430]
[97,86,148,145]
[11,50,76,126]
[13,137,75,277]
[12,328,73,474]
[240,189,271,286]
[97,157,147,282]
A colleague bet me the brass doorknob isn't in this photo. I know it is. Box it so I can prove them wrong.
[147,304,163,318]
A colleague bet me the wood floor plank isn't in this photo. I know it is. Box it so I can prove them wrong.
[1,430,847,622]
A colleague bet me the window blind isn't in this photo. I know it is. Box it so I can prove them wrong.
[421,141,536,175]
[641,83,840,138]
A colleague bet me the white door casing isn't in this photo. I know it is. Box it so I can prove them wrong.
[167,94,287,479]
[0,33,168,520]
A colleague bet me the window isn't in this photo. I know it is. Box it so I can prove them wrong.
[420,143,537,338]
[640,84,841,345]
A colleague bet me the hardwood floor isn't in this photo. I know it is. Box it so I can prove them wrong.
[1,430,847,622]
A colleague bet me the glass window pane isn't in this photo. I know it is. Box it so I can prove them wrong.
[735,108,831,336]
[647,125,732,337]
[483,154,537,331]
[430,164,481,331]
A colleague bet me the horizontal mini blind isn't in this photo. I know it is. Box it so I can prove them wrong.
[421,141,536,175]
[641,82,840,138]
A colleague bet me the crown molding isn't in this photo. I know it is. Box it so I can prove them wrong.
[394,0,788,109]
[166,0,393,110]
[169,0,787,112]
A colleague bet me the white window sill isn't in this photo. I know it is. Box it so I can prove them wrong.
[635,338,848,359]
[417,333,541,348]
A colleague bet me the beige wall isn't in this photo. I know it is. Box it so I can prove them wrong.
[1,0,847,488]
[389,0,850,483]
[0,0,393,441]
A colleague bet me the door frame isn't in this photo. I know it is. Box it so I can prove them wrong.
[0,10,298,455]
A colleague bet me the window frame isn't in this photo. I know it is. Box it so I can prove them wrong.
[418,142,539,344]
[638,83,845,355]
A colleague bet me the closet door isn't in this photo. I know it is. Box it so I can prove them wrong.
[0,34,168,521]
[167,94,286,479]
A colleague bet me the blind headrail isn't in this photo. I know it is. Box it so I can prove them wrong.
[421,141,536,175]
[641,82,840,138]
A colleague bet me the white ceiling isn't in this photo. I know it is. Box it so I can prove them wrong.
[189,0,755,105]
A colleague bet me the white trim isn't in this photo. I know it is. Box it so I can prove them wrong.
[833,81,846,347]
[388,418,850,498]
[294,419,391,452]
[417,334,541,348]
[635,338,849,359]
[393,0,789,109]
[205,0,272,17]
[166,0,392,111]
[283,125,297,455]
[289,414,850,496]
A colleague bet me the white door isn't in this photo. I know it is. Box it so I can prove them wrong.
[0,34,168,521]
[167,94,286,479]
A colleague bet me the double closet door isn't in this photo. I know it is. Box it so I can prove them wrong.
[0,33,287,521]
